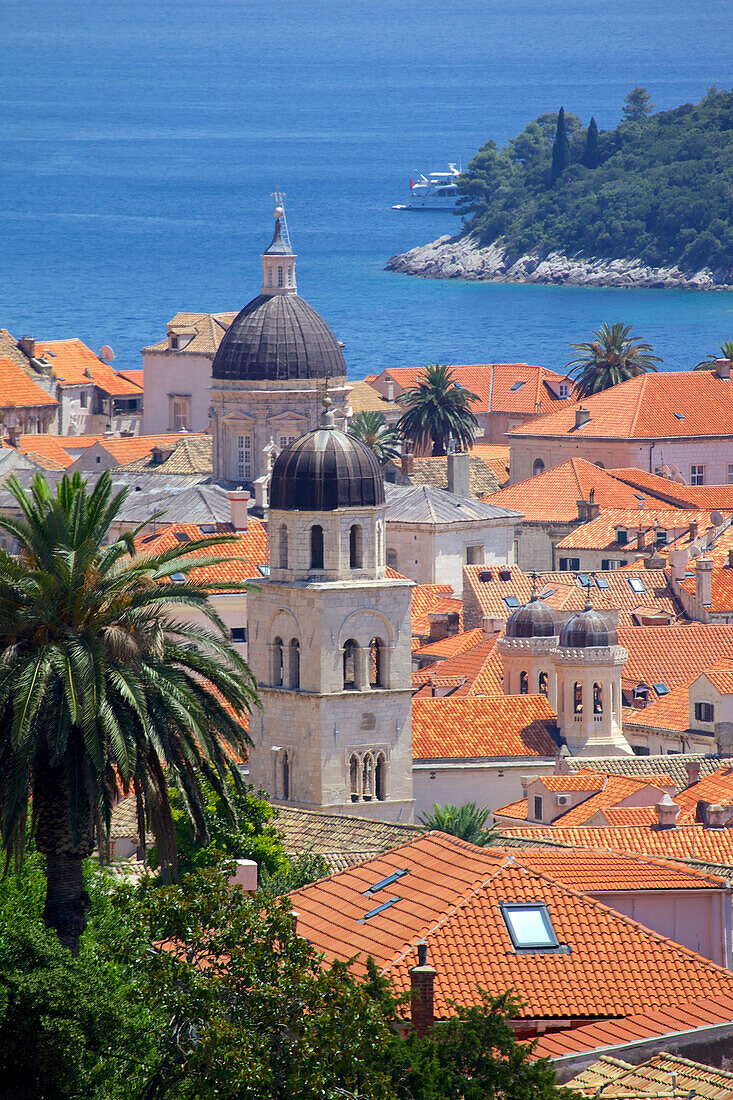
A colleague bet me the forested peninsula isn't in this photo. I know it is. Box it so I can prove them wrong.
[387,89,733,290]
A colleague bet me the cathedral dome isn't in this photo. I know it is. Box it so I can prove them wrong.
[559,606,617,648]
[269,401,385,512]
[505,594,559,639]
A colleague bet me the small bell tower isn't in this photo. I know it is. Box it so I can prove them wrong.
[261,196,297,295]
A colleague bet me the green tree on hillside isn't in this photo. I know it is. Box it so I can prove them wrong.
[582,116,599,168]
[566,322,662,397]
[550,106,571,184]
[397,365,479,456]
[348,410,402,466]
[623,85,654,121]
[0,472,257,954]
[694,339,733,369]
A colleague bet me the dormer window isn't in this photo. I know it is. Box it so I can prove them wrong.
[169,334,179,350]
[558,383,570,398]
[616,528,628,545]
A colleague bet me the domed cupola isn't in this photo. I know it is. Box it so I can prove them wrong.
[505,593,559,639]
[211,206,347,383]
[559,598,617,648]
[269,398,385,512]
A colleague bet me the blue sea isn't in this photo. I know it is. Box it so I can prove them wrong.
[1,0,732,379]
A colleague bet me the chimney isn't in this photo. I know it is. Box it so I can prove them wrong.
[575,407,591,429]
[715,359,732,380]
[401,448,414,477]
[703,803,732,830]
[728,549,733,569]
[689,521,699,541]
[667,547,689,583]
[685,759,701,787]
[228,489,250,531]
[655,793,680,830]
[447,450,470,498]
[386,377,395,402]
[696,556,713,607]
[18,335,35,359]
[228,859,258,893]
[409,942,436,1036]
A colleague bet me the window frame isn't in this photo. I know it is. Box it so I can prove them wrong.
[690,464,706,486]
[499,902,560,952]
[695,700,715,723]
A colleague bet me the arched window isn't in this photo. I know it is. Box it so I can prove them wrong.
[272,637,284,687]
[267,267,273,288]
[287,265,293,286]
[376,753,387,801]
[376,522,383,565]
[310,525,324,569]
[574,682,583,714]
[350,754,359,802]
[593,681,603,714]
[519,671,529,695]
[277,265,284,287]
[533,458,545,476]
[343,639,358,689]
[369,638,384,688]
[386,548,398,570]
[349,524,363,569]
[362,754,374,801]
[282,750,290,800]
[289,639,300,689]
[539,671,549,696]
[279,524,288,569]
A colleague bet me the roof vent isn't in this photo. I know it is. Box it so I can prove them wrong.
[575,407,591,429]
[715,359,732,379]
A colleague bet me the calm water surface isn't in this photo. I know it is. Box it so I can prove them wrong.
[1,0,732,377]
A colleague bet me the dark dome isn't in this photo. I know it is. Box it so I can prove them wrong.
[212,293,346,382]
[559,607,617,648]
[505,595,559,639]
[270,420,385,511]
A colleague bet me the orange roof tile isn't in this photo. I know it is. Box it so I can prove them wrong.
[468,443,511,485]
[555,508,715,552]
[503,823,733,866]
[118,369,144,387]
[13,433,105,468]
[412,694,558,758]
[678,565,733,614]
[486,847,726,892]
[482,459,679,522]
[136,521,268,592]
[509,370,733,441]
[539,772,607,792]
[675,766,733,813]
[0,358,58,409]
[623,681,696,734]
[410,584,462,638]
[289,832,733,1022]
[370,364,572,416]
[569,1051,733,1097]
[413,627,484,660]
[495,773,676,826]
[35,339,143,396]
[618,625,733,697]
[99,431,205,466]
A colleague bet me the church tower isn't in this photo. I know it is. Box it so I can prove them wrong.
[209,205,351,485]
[247,400,415,822]
[496,588,559,709]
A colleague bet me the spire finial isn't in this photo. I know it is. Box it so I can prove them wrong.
[530,572,539,599]
[320,393,335,429]
[584,574,595,610]
[262,189,297,294]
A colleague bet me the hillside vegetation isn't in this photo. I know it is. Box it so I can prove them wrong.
[457,89,733,275]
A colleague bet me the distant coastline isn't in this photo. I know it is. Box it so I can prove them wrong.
[386,232,733,292]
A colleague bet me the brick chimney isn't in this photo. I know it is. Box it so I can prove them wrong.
[401,447,414,477]
[655,793,680,830]
[575,407,591,429]
[685,759,702,787]
[228,490,250,531]
[409,942,436,1036]
[18,335,35,359]
[715,359,732,380]
[696,557,713,607]
[689,520,699,541]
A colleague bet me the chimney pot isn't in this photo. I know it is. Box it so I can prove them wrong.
[386,378,395,402]
[715,358,732,380]
[696,556,713,607]
[447,450,470,498]
[685,759,702,787]
[228,489,250,531]
[575,407,591,429]
[655,793,680,829]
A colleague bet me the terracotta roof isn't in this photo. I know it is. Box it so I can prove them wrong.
[142,312,238,356]
[0,358,57,408]
[495,773,676,827]
[345,380,400,416]
[569,1053,733,1098]
[486,846,726,892]
[10,433,105,468]
[532,994,733,1060]
[118,369,144,387]
[273,806,424,872]
[618,625,733,698]
[578,754,724,794]
[675,766,733,813]
[413,627,483,660]
[136,520,268,592]
[464,564,683,627]
[704,669,733,694]
[409,455,502,497]
[0,329,37,372]
[410,585,462,638]
[413,638,502,698]
[115,434,212,475]
[555,508,716,552]
[623,681,695,734]
[412,694,558,758]
[539,772,607,792]
[678,565,733,614]
[502,824,733,868]
[469,444,511,486]
[509,370,733,441]
[372,363,571,415]
[35,339,143,396]
[289,832,733,1022]
[482,459,678,522]
[97,431,204,467]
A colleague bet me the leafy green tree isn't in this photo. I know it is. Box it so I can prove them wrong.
[694,339,733,369]
[0,471,257,954]
[397,365,479,456]
[419,802,500,846]
[348,410,401,466]
[623,85,654,121]
[582,116,599,168]
[550,106,570,184]
[566,322,662,397]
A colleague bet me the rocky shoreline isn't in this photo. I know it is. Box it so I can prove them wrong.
[386,232,733,291]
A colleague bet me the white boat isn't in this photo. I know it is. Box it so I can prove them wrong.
[393,164,462,210]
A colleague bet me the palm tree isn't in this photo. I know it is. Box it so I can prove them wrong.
[694,340,733,370]
[347,410,401,466]
[0,472,257,954]
[397,364,479,456]
[419,802,500,846]
[566,322,662,398]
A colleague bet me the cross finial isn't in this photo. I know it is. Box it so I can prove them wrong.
[530,571,539,599]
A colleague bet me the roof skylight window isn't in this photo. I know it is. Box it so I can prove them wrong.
[510,380,527,392]
[674,412,685,420]
[199,524,216,534]
[577,574,591,587]
[653,682,670,695]
[171,573,187,582]
[257,565,271,577]
[595,576,609,589]
[503,596,520,608]
[500,902,560,951]
[358,897,401,923]
[628,577,647,594]
[174,532,191,543]
[363,869,409,896]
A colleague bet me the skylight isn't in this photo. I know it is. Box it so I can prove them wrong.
[674,412,685,420]
[363,869,409,896]
[653,682,670,695]
[628,577,647,594]
[174,532,191,543]
[510,380,527,392]
[500,902,560,951]
[358,897,401,923]
[199,524,216,534]
[576,574,591,587]
[257,565,271,577]
[595,576,609,589]
[171,573,187,582]
[503,596,520,608]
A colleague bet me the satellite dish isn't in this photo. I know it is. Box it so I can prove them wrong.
[99,345,114,362]
[689,545,702,558]
[712,510,725,527]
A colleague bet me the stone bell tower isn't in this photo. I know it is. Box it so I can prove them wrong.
[247,400,415,822]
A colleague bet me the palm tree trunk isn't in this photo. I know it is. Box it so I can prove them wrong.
[43,852,89,956]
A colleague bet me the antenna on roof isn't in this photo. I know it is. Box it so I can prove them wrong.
[271,186,292,251]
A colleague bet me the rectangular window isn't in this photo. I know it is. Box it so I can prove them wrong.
[655,528,667,547]
[500,902,559,951]
[691,465,706,486]
[728,464,733,484]
[632,745,651,756]
[465,545,485,565]
[628,577,647,595]
[278,434,296,450]
[230,627,247,644]
[79,391,88,408]
[601,559,624,570]
[616,529,628,545]
[533,795,543,820]
[237,435,252,479]
[170,397,189,431]
[695,701,715,723]
[559,557,579,571]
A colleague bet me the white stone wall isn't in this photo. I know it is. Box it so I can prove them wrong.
[413,758,558,819]
[386,518,516,594]
[142,350,214,435]
[269,504,387,584]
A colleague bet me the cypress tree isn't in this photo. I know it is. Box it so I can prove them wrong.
[582,116,599,168]
[550,106,570,185]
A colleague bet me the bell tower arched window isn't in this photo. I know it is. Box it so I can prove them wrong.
[375,753,387,801]
[279,524,288,569]
[519,671,529,695]
[310,525,324,569]
[349,524,363,569]
[593,681,603,714]
[369,638,385,688]
[350,754,359,802]
[533,458,545,476]
[343,639,358,689]
[282,750,290,800]
[289,639,300,689]
[272,637,284,687]
[574,682,583,714]
[539,671,549,696]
